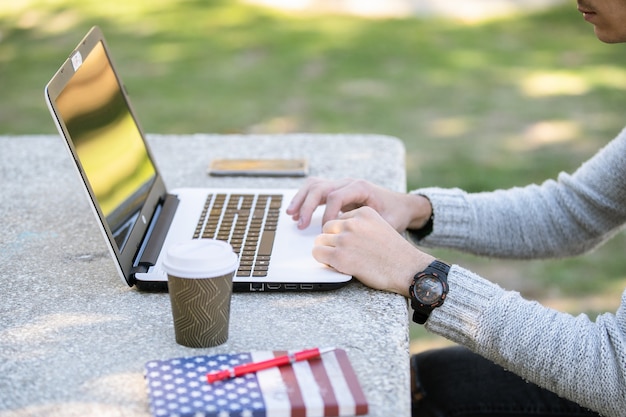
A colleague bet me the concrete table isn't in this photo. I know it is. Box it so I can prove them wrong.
[0,133,409,416]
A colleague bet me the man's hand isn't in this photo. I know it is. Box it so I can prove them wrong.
[287,177,432,232]
[312,206,435,296]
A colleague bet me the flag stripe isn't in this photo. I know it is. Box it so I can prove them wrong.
[275,351,307,417]
[292,358,326,416]
[254,351,291,417]
[309,355,341,416]
[335,349,369,415]
[321,351,357,416]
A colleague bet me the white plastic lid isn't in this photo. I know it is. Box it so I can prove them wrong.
[162,239,239,279]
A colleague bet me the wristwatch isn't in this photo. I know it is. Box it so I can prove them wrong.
[409,260,450,324]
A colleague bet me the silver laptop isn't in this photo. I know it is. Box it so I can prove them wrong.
[44,26,351,292]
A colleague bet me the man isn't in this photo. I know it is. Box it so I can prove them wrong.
[577,0,626,43]
[286,1,626,416]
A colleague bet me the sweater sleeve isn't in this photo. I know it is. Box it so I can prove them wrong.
[407,128,626,259]
[426,267,626,417]
[408,130,626,417]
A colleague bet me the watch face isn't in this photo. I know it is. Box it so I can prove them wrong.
[414,275,444,305]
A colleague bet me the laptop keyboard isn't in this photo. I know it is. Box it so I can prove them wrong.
[193,193,283,277]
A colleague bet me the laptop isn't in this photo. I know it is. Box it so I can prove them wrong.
[44,26,352,292]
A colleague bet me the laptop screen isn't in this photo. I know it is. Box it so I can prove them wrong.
[54,40,156,251]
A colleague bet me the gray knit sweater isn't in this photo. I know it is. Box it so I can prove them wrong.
[409,127,626,417]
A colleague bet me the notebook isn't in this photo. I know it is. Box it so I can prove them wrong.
[44,26,352,292]
[144,348,369,417]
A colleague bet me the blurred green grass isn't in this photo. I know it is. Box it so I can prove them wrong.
[2,0,625,351]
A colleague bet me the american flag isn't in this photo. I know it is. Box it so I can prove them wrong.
[145,348,368,417]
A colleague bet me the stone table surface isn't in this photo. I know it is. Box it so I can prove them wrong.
[0,133,409,417]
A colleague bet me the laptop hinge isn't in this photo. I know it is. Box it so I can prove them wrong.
[131,194,180,274]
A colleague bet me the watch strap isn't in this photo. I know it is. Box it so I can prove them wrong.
[412,310,429,325]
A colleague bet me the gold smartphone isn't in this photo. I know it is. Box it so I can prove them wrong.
[207,158,308,177]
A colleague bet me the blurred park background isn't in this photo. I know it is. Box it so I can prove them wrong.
[1,0,625,352]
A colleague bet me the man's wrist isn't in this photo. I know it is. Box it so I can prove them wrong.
[393,253,436,298]
[405,194,433,231]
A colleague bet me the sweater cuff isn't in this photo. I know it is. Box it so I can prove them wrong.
[424,265,504,350]
[407,187,473,248]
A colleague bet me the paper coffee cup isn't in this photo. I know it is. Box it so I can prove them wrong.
[162,239,238,348]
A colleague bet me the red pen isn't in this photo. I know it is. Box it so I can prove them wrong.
[206,347,336,383]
